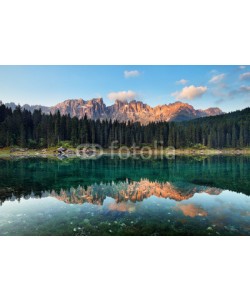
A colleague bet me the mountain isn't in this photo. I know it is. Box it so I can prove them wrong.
[2,98,223,124]
[50,98,223,123]
[1,101,50,114]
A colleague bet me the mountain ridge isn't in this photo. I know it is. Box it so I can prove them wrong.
[0,98,223,124]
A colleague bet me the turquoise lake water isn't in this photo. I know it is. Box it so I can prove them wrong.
[0,156,250,235]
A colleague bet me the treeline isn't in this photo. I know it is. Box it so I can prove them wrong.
[0,104,250,148]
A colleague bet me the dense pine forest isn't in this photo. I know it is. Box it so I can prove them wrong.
[0,103,249,149]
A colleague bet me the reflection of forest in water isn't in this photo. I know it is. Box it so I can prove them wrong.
[1,180,223,205]
[0,155,250,205]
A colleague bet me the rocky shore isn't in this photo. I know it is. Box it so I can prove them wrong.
[0,146,249,159]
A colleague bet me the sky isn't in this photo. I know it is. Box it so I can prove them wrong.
[0,65,249,112]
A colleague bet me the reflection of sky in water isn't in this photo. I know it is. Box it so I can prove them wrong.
[0,189,249,236]
[1,156,250,235]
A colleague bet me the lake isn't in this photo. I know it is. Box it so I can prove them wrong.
[0,155,250,235]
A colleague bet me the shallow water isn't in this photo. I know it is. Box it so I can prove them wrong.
[0,156,250,235]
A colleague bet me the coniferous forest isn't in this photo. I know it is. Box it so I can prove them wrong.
[0,104,249,149]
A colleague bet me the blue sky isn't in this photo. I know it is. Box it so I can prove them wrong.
[0,65,249,112]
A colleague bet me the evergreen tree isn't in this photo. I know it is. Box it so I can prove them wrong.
[0,103,249,149]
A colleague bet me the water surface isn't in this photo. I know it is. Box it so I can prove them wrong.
[0,156,250,235]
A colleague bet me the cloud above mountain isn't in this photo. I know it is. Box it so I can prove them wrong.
[108,90,138,102]
[240,85,250,92]
[240,72,250,81]
[171,85,207,100]
[176,79,188,85]
[124,70,140,78]
[209,73,225,84]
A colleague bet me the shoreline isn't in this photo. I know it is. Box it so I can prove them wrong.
[0,147,250,158]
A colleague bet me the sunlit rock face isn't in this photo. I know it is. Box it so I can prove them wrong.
[50,98,109,120]
[3,99,223,124]
[50,99,223,124]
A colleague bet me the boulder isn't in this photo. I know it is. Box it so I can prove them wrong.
[57,147,67,153]
[65,149,76,155]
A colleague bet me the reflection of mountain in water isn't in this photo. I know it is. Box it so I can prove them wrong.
[176,203,208,217]
[0,180,222,206]
[51,180,222,205]
[0,155,249,205]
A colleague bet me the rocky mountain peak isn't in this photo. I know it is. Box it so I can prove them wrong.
[1,98,223,124]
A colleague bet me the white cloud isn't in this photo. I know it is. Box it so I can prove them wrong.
[108,90,137,102]
[240,85,250,92]
[209,73,225,84]
[124,70,140,78]
[176,79,188,85]
[240,72,250,81]
[171,85,207,100]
